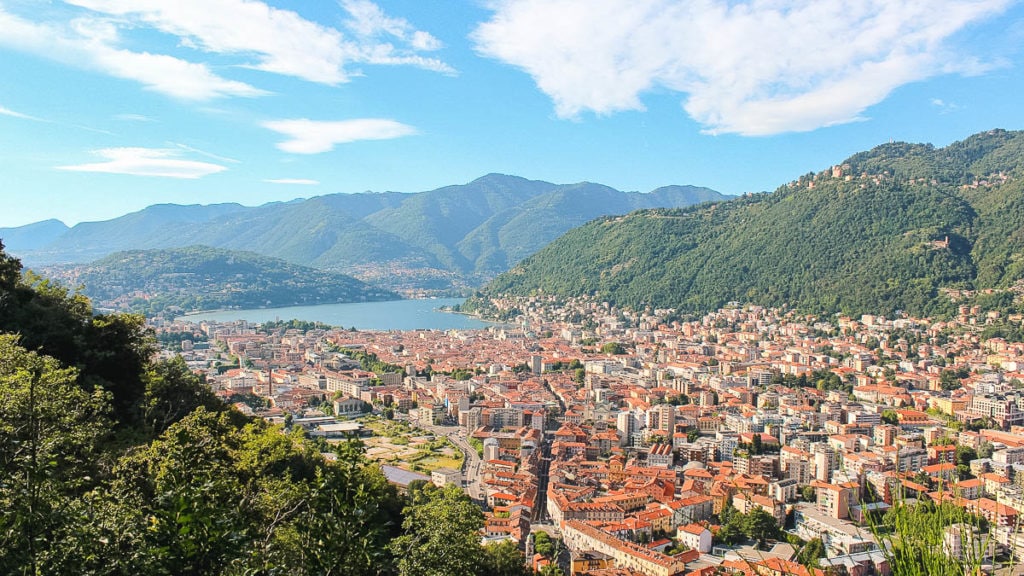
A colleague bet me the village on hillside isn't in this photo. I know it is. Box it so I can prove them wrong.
[153,296,1024,576]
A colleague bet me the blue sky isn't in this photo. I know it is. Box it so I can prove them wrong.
[1,0,1022,228]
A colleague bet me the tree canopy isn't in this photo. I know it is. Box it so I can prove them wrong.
[0,242,530,576]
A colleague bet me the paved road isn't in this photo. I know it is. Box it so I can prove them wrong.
[419,422,484,502]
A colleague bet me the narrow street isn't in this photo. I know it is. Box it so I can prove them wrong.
[533,433,552,522]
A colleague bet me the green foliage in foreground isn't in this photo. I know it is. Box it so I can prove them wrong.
[0,243,532,576]
[867,498,995,576]
[481,129,1024,318]
[795,538,825,569]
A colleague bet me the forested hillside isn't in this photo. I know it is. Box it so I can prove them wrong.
[479,129,1024,318]
[46,245,397,315]
[0,243,531,575]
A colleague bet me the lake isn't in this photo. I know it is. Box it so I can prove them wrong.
[175,298,491,331]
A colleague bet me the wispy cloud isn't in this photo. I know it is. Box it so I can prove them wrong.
[0,7,264,100]
[66,0,352,84]
[264,178,320,185]
[473,0,1012,135]
[57,147,227,178]
[262,118,417,154]
[1,100,113,133]
[930,98,962,114]
[169,142,241,164]
[0,103,41,121]
[64,0,454,83]
[115,113,155,122]
[341,0,454,74]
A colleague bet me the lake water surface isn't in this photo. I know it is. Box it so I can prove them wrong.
[175,298,490,331]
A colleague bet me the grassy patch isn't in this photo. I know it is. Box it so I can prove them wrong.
[358,420,463,474]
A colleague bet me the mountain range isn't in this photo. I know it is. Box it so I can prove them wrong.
[2,175,728,292]
[477,129,1024,318]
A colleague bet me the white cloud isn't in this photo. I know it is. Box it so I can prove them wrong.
[66,0,352,83]
[262,118,417,154]
[473,0,1011,135]
[0,7,263,100]
[264,178,320,185]
[57,147,227,178]
[89,45,266,100]
[0,1,450,101]
[341,0,454,73]
[65,0,454,81]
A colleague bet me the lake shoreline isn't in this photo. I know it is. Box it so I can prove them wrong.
[175,296,406,318]
[173,298,494,331]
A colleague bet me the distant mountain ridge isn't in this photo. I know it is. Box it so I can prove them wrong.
[477,129,1024,318]
[0,219,69,251]
[4,175,729,291]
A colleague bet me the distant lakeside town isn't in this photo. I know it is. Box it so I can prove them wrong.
[154,295,1024,576]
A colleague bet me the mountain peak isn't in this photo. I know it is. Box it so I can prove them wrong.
[0,218,70,252]
[470,173,544,185]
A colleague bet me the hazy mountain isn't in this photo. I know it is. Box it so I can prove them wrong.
[0,219,69,252]
[14,175,729,290]
[52,245,397,315]
[25,203,249,263]
[477,129,1024,318]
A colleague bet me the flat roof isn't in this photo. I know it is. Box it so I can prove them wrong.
[318,421,364,432]
[382,465,430,487]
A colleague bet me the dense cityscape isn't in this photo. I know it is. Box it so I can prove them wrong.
[2,1,1022,572]
[152,294,1024,576]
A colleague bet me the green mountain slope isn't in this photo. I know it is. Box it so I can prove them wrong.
[180,196,433,269]
[481,129,1024,317]
[362,174,560,272]
[456,182,723,273]
[56,245,397,315]
[14,175,729,290]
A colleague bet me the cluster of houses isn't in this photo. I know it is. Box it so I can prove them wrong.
[152,293,1024,576]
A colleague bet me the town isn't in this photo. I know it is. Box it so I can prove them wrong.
[153,296,1024,576]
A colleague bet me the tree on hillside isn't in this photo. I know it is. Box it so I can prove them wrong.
[743,507,781,545]
[600,342,626,355]
[480,540,531,576]
[574,368,586,384]
[0,336,111,574]
[141,356,221,435]
[539,565,566,576]
[273,438,403,575]
[534,530,554,558]
[796,537,825,569]
[49,411,402,575]
[0,258,155,429]
[390,485,485,576]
